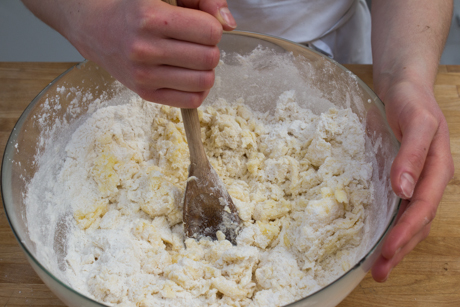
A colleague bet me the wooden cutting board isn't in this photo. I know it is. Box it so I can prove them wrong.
[0,62,459,306]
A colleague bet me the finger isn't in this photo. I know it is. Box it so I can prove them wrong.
[180,0,237,30]
[142,3,223,46]
[394,199,410,224]
[137,88,210,108]
[376,198,409,263]
[130,39,220,71]
[390,109,438,199]
[372,222,431,282]
[382,124,453,260]
[133,65,215,92]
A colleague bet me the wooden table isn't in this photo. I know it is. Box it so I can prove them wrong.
[0,63,459,306]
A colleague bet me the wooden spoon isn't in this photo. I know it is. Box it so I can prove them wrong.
[161,0,241,244]
[181,109,241,244]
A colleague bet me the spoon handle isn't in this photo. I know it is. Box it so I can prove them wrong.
[159,0,207,166]
[181,108,208,167]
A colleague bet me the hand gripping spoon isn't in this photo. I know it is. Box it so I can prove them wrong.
[161,0,241,244]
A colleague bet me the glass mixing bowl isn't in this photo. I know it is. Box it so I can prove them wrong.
[2,31,401,307]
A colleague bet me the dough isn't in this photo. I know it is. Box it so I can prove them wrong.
[58,90,372,307]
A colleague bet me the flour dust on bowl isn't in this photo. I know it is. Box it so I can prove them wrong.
[2,31,401,307]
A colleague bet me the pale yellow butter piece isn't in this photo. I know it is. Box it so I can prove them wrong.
[253,199,291,222]
[212,276,248,299]
[140,172,182,219]
[253,221,280,249]
[307,137,332,167]
[91,150,119,197]
[73,199,109,230]
[335,189,348,204]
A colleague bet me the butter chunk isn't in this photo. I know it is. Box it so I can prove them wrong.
[139,171,182,219]
[74,198,108,230]
[306,137,332,167]
[306,192,344,223]
[91,150,120,197]
[212,276,248,299]
[253,199,291,222]
[253,221,280,249]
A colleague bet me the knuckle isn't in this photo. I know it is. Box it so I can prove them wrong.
[207,20,223,45]
[138,89,164,104]
[202,47,221,69]
[421,224,431,241]
[139,11,162,31]
[196,71,215,91]
[187,94,205,109]
[135,87,153,102]
[132,67,162,89]
[131,66,149,84]
[404,149,427,172]
[413,109,438,130]
[425,204,437,225]
[128,41,148,62]
[138,16,150,32]
[128,42,163,64]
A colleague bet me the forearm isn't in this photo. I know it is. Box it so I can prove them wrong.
[22,0,114,58]
[371,0,453,99]
[21,1,80,41]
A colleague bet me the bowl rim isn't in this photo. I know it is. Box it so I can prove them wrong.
[1,30,401,307]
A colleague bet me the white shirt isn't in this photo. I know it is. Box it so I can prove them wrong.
[227,0,372,64]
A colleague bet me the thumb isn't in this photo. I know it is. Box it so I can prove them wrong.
[179,0,237,30]
[390,110,438,199]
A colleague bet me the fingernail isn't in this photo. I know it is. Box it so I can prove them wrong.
[400,172,415,199]
[219,7,237,28]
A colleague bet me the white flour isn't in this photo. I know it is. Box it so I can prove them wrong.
[22,47,389,307]
[28,89,372,307]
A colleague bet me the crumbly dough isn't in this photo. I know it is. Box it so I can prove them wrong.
[62,90,372,307]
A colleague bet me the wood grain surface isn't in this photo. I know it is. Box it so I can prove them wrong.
[0,62,459,307]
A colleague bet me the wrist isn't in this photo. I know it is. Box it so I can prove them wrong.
[373,59,438,103]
